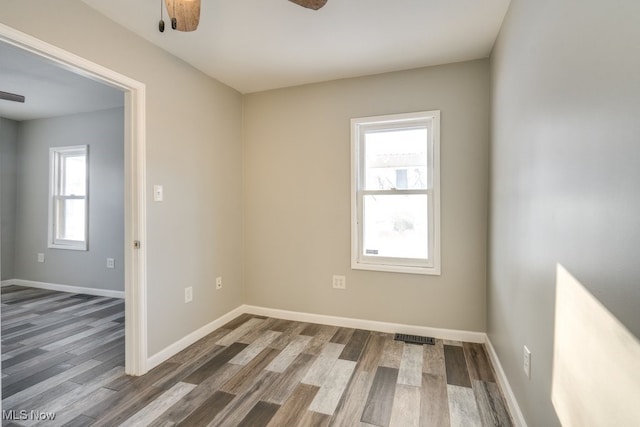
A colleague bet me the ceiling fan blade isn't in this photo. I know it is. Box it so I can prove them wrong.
[165,0,200,32]
[289,0,328,10]
[0,91,25,103]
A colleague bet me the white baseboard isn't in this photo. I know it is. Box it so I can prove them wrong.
[2,279,124,299]
[242,304,486,343]
[485,336,527,427]
[145,303,492,385]
[146,305,246,371]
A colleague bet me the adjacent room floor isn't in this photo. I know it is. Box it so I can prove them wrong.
[1,286,125,425]
[1,287,512,426]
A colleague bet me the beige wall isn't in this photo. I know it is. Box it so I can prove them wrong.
[244,60,490,331]
[0,0,244,356]
[489,0,640,425]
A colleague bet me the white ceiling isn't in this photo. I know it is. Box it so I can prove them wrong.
[0,41,124,122]
[82,0,511,94]
[0,1,510,120]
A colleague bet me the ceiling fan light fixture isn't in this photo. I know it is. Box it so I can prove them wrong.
[164,0,201,32]
[289,0,328,10]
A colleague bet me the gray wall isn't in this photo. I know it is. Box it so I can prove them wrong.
[0,0,244,356]
[13,108,124,291]
[489,0,640,425]
[244,60,490,332]
[1,117,18,280]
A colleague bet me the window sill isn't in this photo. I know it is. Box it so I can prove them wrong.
[48,243,87,251]
[351,261,441,276]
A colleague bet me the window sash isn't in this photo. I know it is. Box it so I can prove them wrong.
[355,191,434,268]
[53,195,86,242]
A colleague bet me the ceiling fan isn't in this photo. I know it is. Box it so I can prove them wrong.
[289,0,328,10]
[159,0,327,33]
[0,91,25,103]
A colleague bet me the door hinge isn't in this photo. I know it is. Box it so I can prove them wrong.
[134,240,141,249]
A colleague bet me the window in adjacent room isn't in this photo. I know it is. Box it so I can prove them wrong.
[48,145,88,250]
[351,111,440,275]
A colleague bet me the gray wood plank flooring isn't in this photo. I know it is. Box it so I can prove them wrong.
[2,286,513,426]
[361,366,399,426]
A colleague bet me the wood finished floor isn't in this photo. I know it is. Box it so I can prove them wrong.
[2,286,513,426]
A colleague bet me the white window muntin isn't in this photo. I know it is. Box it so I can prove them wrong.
[351,111,440,275]
[48,145,89,251]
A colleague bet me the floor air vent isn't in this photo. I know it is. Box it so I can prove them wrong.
[394,333,435,345]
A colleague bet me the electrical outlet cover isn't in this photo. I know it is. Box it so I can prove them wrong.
[332,275,346,289]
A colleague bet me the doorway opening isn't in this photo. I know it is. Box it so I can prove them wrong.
[0,23,147,377]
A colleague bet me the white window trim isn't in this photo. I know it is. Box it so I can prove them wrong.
[350,111,441,275]
[48,145,89,251]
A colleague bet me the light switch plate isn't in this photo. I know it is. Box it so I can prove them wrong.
[153,185,164,202]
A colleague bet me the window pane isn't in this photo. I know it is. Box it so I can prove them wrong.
[362,194,428,260]
[62,154,86,196]
[364,128,427,190]
[56,198,86,241]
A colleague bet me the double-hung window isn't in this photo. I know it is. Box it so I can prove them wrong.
[48,145,89,250]
[351,111,440,275]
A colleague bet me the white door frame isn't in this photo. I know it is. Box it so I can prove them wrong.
[0,23,148,375]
